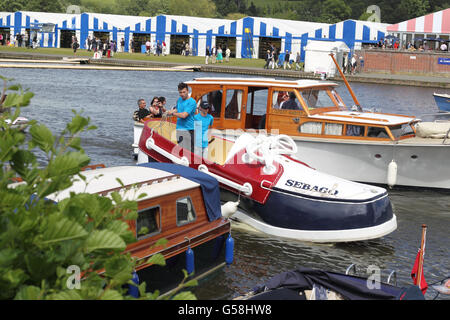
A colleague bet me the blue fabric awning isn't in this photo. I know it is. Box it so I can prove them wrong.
[137,162,222,222]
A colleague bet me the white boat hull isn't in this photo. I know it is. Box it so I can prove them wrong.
[291,136,450,189]
[231,210,397,243]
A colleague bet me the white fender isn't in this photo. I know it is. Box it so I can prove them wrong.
[387,160,398,189]
[221,201,239,219]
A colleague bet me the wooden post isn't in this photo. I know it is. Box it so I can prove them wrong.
[329,53,361,108]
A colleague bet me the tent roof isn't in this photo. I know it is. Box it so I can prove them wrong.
[305,40,349,52]
[387,8,450,35]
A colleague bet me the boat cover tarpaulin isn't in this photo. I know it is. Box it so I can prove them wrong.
[255,267,425,300]
[138,162,222,222]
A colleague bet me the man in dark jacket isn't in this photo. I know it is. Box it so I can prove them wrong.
[280,92,300,110]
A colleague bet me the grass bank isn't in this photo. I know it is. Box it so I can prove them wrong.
[0,46,267,68]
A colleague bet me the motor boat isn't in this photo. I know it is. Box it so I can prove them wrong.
[136,120,397,243]
[433,92,450,112]
[132,59,450,189]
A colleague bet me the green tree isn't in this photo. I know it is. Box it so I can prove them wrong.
[397,0,431,20]
[0,0,27,12]
[0,76,196,300]
[23,0,66,12]
[168,0,217,17]
[319,0,352,23]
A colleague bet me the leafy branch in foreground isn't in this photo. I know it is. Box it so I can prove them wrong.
[0,76,196,300]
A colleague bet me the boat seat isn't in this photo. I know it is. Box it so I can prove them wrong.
[147,120,178,143]
[206,137,235,166]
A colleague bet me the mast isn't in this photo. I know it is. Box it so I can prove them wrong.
[329,53,361,109]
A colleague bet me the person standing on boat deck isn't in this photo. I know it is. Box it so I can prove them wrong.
[133,99,150,123]
[168,82,197,154]
[194,101,214,158]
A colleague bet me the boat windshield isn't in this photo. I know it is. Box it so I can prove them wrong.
[301,89,336,110]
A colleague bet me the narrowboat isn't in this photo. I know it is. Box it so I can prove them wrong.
[136,120,397,243]
[41,163,236,296]
[133,72,450,189]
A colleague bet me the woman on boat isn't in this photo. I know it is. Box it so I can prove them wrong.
[149,96,165,118]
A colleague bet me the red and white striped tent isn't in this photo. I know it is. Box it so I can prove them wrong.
[387,8,450,36]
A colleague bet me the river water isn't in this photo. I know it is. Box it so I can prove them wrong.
[2,68,449,300]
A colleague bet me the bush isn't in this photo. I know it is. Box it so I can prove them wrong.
[0,76,196,300]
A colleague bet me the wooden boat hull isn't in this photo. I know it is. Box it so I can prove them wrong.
[434,93,450,112]
[137,233,229,296]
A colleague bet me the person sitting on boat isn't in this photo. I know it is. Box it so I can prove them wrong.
[149,96,166,118]
[133,98,150,123]
[168,82,197,153]
[194,101,214,158]
[280,92,300,110]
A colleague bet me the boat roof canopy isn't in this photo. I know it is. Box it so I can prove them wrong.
[138,162,223,222]
[45,165,200,203]
[185,77,338,89]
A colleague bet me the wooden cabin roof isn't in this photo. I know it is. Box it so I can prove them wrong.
[309,111,417,125]
[185,77,338,89]
[45,166,199,202]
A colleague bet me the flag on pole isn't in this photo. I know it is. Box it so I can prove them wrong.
[411,225,428,295]
[411,249,428,294]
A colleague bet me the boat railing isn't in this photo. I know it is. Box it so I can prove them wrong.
[345,264,398,286]
[198,164,253,196]
[97,174,181,197]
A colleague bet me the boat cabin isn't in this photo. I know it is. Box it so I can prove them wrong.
[46,164,232,294]
[184,78,419,142]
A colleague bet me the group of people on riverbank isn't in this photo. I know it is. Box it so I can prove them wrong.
[264,45,303,71]
[133,83,213,158]
[370,38,450,52]
[84,36,119,58]
[205,45,231,64]
[0,33,39,48]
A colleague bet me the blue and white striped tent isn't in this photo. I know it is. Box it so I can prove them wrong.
[0,11,387,60]
[0,11,78,48]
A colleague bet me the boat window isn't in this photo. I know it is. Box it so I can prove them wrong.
[225,89,243,120]
[299,122,322,134]
[136,206,161,240]
[389,124,414,139]
[247,88,268,115]
[197,90,223,118]
[368,127,389,138]
[272,91,288,109]
[176,196,197,226]
[301,90,335,109]
[331,89,346,109]
[273,90,300,110]
[324,123,343,135]
[346,125,365,136]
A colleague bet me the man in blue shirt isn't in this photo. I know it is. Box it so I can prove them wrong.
[168,82,197,153]
[194,101,214,158]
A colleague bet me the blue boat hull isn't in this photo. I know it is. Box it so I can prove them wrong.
[221,187,394,232]
[434,94,450,112]
[252,189,393,231]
